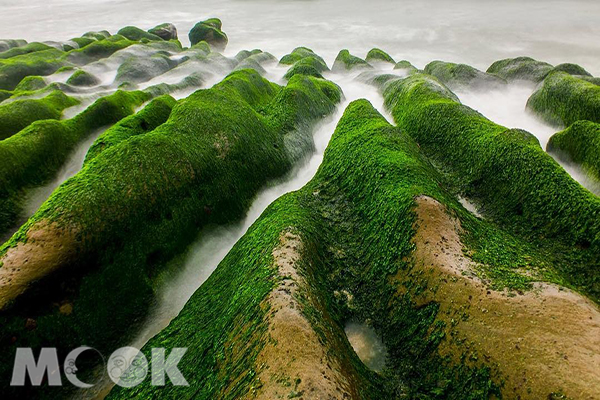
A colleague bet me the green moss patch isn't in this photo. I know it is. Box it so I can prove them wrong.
[332,49,372,72]
[527,71,600,126]
[487,56,553,82]
[365,48,395,64]
[548,120,600,180]
[0,90,78,140]
[424,60,506,90]
[188,18,228,50]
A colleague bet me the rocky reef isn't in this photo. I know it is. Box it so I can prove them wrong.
[0,20,599,400]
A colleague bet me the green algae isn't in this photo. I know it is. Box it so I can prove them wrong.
[548,120,600,180]
[115,53,179,84]
[0,90,79,140]
[527,71,600,126]
[189,18,228,49]
[66,69,100,86]
[108,100,500,399]
[13,75,47,91]
[0,69,341,398]
[85,95,176,162]
[0,42,53,60]
[65,35,135,65]
[374,72,600,299]
[424,60,506,89]
[332,49,372,72]
[365,48,395,64]
[394,60,418,73]
[280,48,329,80]
[0,90,149,234]
[552,63,592,77]
[117,26,163,42]
[487,56,553,82]
[0,48,66,90]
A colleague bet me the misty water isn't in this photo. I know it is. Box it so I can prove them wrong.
[2,1,600,396]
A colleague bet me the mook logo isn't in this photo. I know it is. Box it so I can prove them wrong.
[10,346,188,388]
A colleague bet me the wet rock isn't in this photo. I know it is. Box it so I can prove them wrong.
[365,48,395,64]
[117,26,163,42]
[67,69,101,87]
[487,56,553,83]
[332,49,372,72]
[189,18,228,50]
[425,60,506,90]
[148,23,178,41]
[115,53,179,84]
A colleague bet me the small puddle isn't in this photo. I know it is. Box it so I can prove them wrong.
[344,321,387,372]
[458,195,483,218]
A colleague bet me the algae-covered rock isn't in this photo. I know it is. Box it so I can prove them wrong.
[487,56,553,82]
[0,90,78,140]
[82,30,111,40]
[0,42,53,60]
[365,48,395,64]
[70,36,96,49]
[189,18,228,50]
[0,70,341,398]
[0,39,27,53]
[424,60,506,90]
[148,23,178,41]
[0,90,149,234]
[117,26,163,42]
[526,71,600,126]
[394,60,418,73]
[332,49,372,72]
[377,72,600,252]
[548,120,600,179]
[552,63,592,77]
[14,75,46,91]
[115,53,178,84]
[280,47,328,80]
[85,95,176,162]
[66,69,101,86]
[65,35,135,65]
[0,48,66,90]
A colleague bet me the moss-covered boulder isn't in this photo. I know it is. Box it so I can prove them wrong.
[424,60,506,90]
[148,22,178,41]
[0,39,27,53]
[82,30,111,40]
[547,120,600,180]
[84,95,177,162]
[332,49,372,72]
[0,69,341,398]
[66,69,101,86]
[0,42,53,60]
[117,26,163,42]
[109,97,600,399]
[526,71,600,126]
[0,90,149,234]
[279,47,326,67]
[551,63,592,77]
[377,73,600,253]
[189,18,228,50]
[13,75,46,91]
[365,47,395,64]
[0,48,66,90]
[65,35,135,65]
[115,53,179,84]
[394,60,418,73]
[487,56,553,82]
[0,90,78,140]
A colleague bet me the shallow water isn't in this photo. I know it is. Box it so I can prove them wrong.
[1,0,599,76]
[345,321,388,372]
